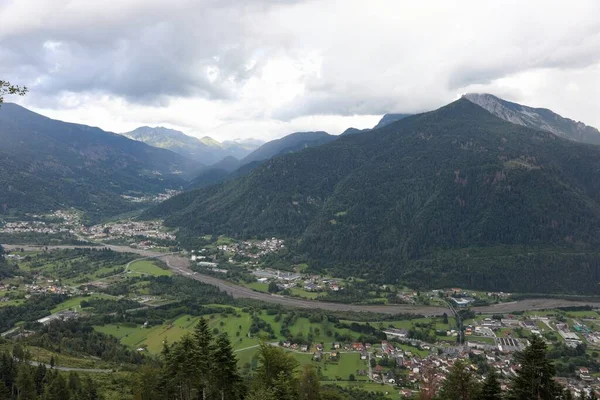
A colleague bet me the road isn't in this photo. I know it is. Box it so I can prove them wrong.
[29,360,113,373]
[6,244,600,316]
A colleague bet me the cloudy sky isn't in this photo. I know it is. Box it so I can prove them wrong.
[1,0,599,141]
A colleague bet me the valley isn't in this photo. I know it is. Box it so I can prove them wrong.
[2,93,600,399]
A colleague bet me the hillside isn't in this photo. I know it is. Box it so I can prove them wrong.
[147,99,600,294]
[190,131,337,188]
[0,103,197,219]
[464,93,600,145]
[241,131,336,164]
[123,126,262,164]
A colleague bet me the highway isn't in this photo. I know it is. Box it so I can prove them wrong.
[5,244,600,316]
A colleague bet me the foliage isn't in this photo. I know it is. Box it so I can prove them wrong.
[438,360,480,400]
[507,335,564,399]
[24,319,145,364]
[0,349,102,400]
[0,294,67,332]
[0,80,27,105]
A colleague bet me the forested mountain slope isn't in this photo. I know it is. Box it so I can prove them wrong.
[0,103,197,218]
[147,99,600,294]
[241,131,336,164]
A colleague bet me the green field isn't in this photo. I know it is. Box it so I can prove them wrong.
[95,311,262,353]
[127,260,172,277]
[51,294,116,313]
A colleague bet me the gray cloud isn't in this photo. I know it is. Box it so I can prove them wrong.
[0,0,295,105]
[1,0,600,139]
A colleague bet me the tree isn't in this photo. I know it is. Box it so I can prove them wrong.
[299,365,321,400]
[134,365,162,400]
[193,317,214,400]
[254,343,299,400]
[50,356,55,369]
[16,364,36,400]
[478,370,502,400]
[43,370,70,400]
[0,80,27,105]
[442,312,449,324]
[508,335,563,400]
[211,333,243,400]
[438,360,480,400]
[268,281,280,293]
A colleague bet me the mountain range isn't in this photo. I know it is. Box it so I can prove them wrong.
[0,103,199,219]
[122,126,263,165]
[146,98,600,294]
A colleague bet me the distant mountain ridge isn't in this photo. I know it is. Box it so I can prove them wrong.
[241,131,336,164]
[122,127,263,164]
[0,103,197,219]
[189,131,337,188]
[464,93,600,145]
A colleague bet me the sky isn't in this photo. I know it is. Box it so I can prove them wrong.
[1,0,599,142]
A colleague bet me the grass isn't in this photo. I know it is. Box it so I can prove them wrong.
[51,294,116,313]
[246,282,269,293]
[127,260,172,277]
[289,287,320,299]
[95,310,261,354]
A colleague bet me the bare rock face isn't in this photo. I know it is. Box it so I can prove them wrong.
[463,93,600,145]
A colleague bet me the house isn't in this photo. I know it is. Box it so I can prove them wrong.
[300,345,308,352]
[360,351,368,360]
[579,367,592,381]
[304,283,320,292]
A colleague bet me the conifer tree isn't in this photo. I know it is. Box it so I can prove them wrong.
[211,333,243,400]
[508,335,563,400]
[193,317,214,400]
[438,359,480,400]
[477,369,502,400]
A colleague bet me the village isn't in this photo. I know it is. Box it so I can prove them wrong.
[270,309,600,398]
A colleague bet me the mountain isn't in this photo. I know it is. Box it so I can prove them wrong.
[0,103,197,219]
[221,138,265,160]
[241,131,336,164]
[341,127,370,136]
[123,127,262,164]
[188,156,242,189]
[463,93,600,145]
[147,98,600,294]
[189,132,335,188]
[373,113,411,129]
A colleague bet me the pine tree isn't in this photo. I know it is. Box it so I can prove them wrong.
[477,370,502,400]
[438,359,480,400]
[508,335,562,400]
[211,333,243,400]
[193,317,214,400]
[34,363,47,396]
